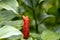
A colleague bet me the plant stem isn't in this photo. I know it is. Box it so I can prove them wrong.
[31,0,39,33]
[33,9,39,33]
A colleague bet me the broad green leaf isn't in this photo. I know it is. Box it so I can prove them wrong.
[3,20,23,30]
[21,37,33,40]
[0,25,22,39]
[30,33,40,38]
[0,10,16,21]
[19,6,25,13]
[38,24,47,33]
[6,35,22,40]
[0,7,3,10]
[22,0,38,7]
[42,2,53,11]
[0,20,23,30]
[0,0,18,14]
[41,30,60,40]
[54,25,60,34]
[30,33,41,40]
[42,0,58,11]
[28,37,33,40]
[40,13,55,24]
[48,7,58,16]
[33,0,38,7]
[22,37,33,40]
[39,0,44,3]
[22,0,32,7]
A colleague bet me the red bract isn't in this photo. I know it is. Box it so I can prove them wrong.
[22,15,30,39]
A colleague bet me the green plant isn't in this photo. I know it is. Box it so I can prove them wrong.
[0,0,60,40]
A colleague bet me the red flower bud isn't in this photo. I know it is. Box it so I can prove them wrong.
[22,15,30,39]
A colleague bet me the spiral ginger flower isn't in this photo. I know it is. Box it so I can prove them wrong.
[22,15,30,39]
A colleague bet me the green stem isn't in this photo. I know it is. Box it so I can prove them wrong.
[33,9,39,33]
[31,0,39,33]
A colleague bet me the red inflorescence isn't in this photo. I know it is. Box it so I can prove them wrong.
[22,15,30,39]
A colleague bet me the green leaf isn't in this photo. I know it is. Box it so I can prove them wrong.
[41,30,60,40]
[40,13,55,24]
[0,6,3,10]
[0,25,22,39]
[48,7,58,16]
[0,0,18,14]
[27,37,33,40]
[38,24,47,33]
[42,2,53,11]
[42,0,58,11]
[54,25,60,34]
[30,33,41,40]
[22,0,32,7]
[0,10,16,21]
[39,0,44,3]
[22,0,38,7]
[6,35,22,40]
[33,0,38,7]
[3,20,23,30]
[0,20,23,30]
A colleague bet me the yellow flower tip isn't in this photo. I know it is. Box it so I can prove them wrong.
[22,15,26,20]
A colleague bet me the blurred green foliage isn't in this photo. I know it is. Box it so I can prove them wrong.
[0,0,60,40]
